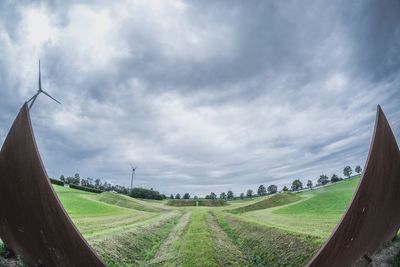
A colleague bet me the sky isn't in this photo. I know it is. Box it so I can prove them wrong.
[0,0,399,197]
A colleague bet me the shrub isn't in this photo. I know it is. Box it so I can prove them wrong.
[49,178,64,186]
[69,184,103,193]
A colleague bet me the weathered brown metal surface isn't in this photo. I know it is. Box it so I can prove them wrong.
[308,106,400,267]
[0,104,105,267]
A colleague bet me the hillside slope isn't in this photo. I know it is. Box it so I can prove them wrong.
[243,177,360,237]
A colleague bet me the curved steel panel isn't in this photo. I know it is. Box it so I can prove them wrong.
[0,104,105,267]
[308,106,400,267]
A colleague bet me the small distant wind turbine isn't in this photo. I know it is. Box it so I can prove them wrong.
[130,163,138,191]
[27,60,61,110]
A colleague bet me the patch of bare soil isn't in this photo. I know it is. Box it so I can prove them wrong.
[149,211,192,266]
[0,257,24,267]
[371,240,400,267]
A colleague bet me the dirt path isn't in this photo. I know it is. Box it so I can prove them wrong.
[206,212,252,266]
[149,211,192,265]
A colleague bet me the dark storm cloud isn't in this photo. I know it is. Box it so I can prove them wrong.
[0,0,399,196]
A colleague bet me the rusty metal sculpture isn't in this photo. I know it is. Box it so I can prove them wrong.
[0,104,105,267]
[308,105,400,267]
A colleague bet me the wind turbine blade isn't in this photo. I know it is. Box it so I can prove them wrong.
[29,94,39,110]
[27,94,37,103]
[38,60,42,91]
[41,90,61,104]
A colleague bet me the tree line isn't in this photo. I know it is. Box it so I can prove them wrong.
[168,165,362,200]
[57,173,166,200]
[288,165,362,192]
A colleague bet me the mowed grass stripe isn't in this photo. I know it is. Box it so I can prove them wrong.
[149,211,192,265]
[167,209,215,266]
[162,209,253,267]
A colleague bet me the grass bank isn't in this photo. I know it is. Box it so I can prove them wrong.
[213,211,323,266]
[229,193,302,214]
[53,185,158,238]
[90,212,181,266]
[95,192,161,212]
[244,177,359,237]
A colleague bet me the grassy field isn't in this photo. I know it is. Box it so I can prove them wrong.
[241,177,359,238]
[54,185,160,238]
[229,193,302,214]
[1,177,362,266]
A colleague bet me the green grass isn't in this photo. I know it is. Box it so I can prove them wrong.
[213,211,322,266]
[90,212,181,267]
[53,185,158,238]
[167,209,216,266]
[54,185,129,218]
[0,240,4,254]
[243,177,360,238]
[229,193,302,214]
[1,178,362,266]
[95,192,161,212]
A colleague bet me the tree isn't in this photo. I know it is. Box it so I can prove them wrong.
[183,193,190,199]
[282,186,289,192]
[331,174,340,183]
[194,195,198,199]
[227,190,234,200]
[94,178,101,189]
[355,165,362,175]
[267,184,278,194]
[307,180,313,189]
[240,193,245,200]
[175,193,181,199]
[220,192,227,199]
[130,188,163,200]
[257,185,267,196]
[209,192,217,199]
[74,173,81,185]
[343,166,352,178]
[291,179,303,191]
[59,175,65,182]
[170,194,174,199]
[318,175,329,185]
[246,189,253,198]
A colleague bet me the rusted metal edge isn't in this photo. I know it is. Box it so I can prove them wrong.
[308,105,400,267]
[0,103,105,267]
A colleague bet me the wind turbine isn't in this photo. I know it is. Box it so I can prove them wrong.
[27,60,61,110]
[130,163,138,191]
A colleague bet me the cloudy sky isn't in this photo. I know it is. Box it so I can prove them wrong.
[0,0,399,196]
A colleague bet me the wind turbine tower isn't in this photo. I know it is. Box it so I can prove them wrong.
[130,163,137,191]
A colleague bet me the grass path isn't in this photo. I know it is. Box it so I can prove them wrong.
[150,212,192,265]
[160,208,252,267]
